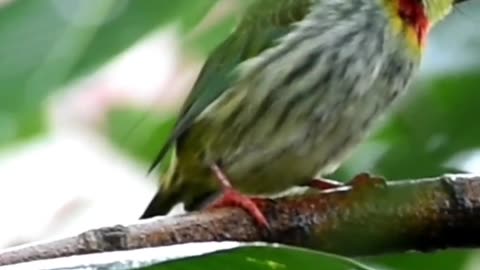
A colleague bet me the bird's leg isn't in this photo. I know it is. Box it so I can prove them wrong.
[208,163,269,227]
[305,173,386,190]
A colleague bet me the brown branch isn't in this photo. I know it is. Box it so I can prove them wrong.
[1,174,480,266]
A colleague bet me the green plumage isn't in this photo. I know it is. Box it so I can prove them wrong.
[141,0,459,219]
[149,0,312,173]
[143,0,312,218]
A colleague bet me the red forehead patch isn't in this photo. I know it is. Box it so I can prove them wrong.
[398,0,431,45]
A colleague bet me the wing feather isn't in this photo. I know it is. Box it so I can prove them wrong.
[148,0,312,172]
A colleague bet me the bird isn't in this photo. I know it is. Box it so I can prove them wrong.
[140,0,465,225]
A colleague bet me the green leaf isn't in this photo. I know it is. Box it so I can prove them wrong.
[105,107,176,167]
[0,0,217,146]
[363,249,471,270]
[138,245,374,270]
[333,70,480,181]
[185,14,238,56]
[0,109,48,146]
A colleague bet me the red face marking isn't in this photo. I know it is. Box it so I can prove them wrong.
[398,0,431,45]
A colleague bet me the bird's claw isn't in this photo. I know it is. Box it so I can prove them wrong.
[348,172,387,190]
[209,163,269,228]
[208,188,269,228]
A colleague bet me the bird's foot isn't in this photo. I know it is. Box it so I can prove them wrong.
[348,172,387,190]
[209,164,269,228]
[305,173,386,191]
[209,188,269,227]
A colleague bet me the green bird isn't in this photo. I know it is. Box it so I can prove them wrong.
[141,0,467,225]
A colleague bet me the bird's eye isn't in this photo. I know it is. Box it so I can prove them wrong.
[397,0,421,25]
[398,9,408,19]
[398,9,414,24]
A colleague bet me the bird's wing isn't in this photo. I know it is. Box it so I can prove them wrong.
[148,0,312,172]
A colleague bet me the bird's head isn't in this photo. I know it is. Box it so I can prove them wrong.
[385,0,467,50]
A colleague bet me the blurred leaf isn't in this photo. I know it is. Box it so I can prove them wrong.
[185,14,238,56]
[106,107,176,168]
[0,109,48,146]
[0,0,217,146]
[372,71,480,179]
[334,70,480,181]
[70,0,219,80]
[184,0,255,55]
[363,249,471,270]
[139,245,374,270]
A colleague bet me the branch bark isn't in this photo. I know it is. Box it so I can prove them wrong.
[1,174,480,266]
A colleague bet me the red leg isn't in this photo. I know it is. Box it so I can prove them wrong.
[208,164,269,227]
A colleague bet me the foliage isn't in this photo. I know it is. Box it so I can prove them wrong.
[139,245,375,270]
[0,0,217,146]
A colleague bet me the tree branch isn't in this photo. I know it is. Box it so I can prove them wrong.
[1,174,480,266]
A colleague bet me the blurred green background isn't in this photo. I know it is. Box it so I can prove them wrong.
[0,0,479,269]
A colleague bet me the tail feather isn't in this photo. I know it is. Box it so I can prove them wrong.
[140,185,218,219]
[140,152,218,219]
[141,152,180,219]
[140,186,182,219]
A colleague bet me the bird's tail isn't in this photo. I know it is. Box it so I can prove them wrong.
[140,155,184,219]
[140,160,216,219]
[140,184,183,219]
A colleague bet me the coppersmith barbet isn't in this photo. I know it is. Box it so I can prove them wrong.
[141,0,467,226]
